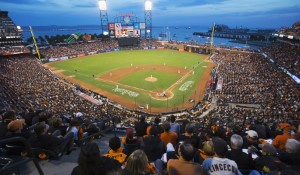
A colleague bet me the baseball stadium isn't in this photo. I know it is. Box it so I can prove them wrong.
[0,0,300,175]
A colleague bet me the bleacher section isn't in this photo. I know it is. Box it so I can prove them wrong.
[0,11,23,47]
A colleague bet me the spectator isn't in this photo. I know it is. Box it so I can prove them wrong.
[71,142,121,175]
[67,118,84,146]
[5,119,27,137]
[202,137,242,175]
[250,120,267,139]
[0,110,16,138]
[141,127,165,162]
[104,136,127,164]
[122,128,139,145]
[122,149,158,175]
[272,123,293,150]
[153,116,164,134]
[167,142,203,175]
[169,115,180,136]
[198,141,215,164]
[160,122,178,146]
[179,123,200,149]
[253,144,287,173]
[242,130,259,149]
[226,134,253,171]
[29,122,75,154]
[279,139,300,167]
[135,116,149,137]
[48,117,67,136]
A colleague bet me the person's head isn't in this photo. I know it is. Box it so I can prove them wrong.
[7,119,25,133]
[4,110,16,123]
[163,122,171,132]
[246,130,258,140]
[154,116,160,125]
[293,132,300,142]
[262,144,277,156]
[52,117,63,128]
[140,116,146,122]
[279,123,292,133]
[34,122,49,135]
[212,137,228,157]
[78,142,101,174]
[230,134,243,149]
[126,128,134,140]
[211,124,218,133]
[178,142,195,161]
[124,149,149,175]
[170,115,176,123]
[70,118,80,127]
[149,126,158,136]
[285,139,300,154]
[202,141,214,156]
[109,136,121,151]
[185,123,194,134]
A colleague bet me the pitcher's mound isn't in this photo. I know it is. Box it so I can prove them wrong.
[145,77,157,82]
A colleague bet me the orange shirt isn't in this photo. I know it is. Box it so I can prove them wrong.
[160,131,178,146]
[272,133,292,150]
[103,147,127,164]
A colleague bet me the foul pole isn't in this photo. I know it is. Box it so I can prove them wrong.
[210,23,215,55]
[29,26,41,59]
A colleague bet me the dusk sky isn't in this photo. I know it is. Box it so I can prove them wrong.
[1,0,300,29]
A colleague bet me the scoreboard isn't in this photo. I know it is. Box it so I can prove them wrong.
[108,22,145,38]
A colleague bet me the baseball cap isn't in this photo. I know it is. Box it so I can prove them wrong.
[246,130,258,138]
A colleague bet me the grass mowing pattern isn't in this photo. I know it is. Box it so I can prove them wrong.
[118,70,180,91]
[51,50,208,108]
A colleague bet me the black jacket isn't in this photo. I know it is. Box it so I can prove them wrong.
[226,149,253,170]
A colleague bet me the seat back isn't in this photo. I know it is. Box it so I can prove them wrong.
[0,137,44,175]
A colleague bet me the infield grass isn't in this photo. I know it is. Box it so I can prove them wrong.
[118,70,180,91]
[51,49,208,109]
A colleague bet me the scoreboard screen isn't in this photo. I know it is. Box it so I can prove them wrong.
[109,22,145,38]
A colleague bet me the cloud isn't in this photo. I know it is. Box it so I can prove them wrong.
[0,0,299,28]
[156,0,300,16]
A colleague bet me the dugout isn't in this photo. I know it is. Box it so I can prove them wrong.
[118,38,140,47]
[184,45,210,54]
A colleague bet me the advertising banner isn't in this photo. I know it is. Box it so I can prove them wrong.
[115,23,122,30]
[108,23,115,30]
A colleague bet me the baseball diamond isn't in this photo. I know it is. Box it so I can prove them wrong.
[46,49,215,113]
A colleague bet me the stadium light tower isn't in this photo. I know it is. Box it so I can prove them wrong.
[144,0,152,39]
[98,0,109,35]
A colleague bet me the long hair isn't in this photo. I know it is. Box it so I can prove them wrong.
[78,142,103,175]
[123,150,150,175]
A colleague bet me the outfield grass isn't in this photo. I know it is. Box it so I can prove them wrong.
[51,50,208,109]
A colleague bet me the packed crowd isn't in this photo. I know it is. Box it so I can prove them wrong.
[69,113,300,175]
[40,40,119,58]
[211,52,300,118]
[0,46,30,55]
[0,42,300,174]
[139,39,163,48]
[261,43,300,77]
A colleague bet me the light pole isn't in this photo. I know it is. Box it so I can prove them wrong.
[144,0,152,39]
[98,0,109,35]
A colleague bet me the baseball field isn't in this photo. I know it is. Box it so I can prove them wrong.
[46,49,214,113]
